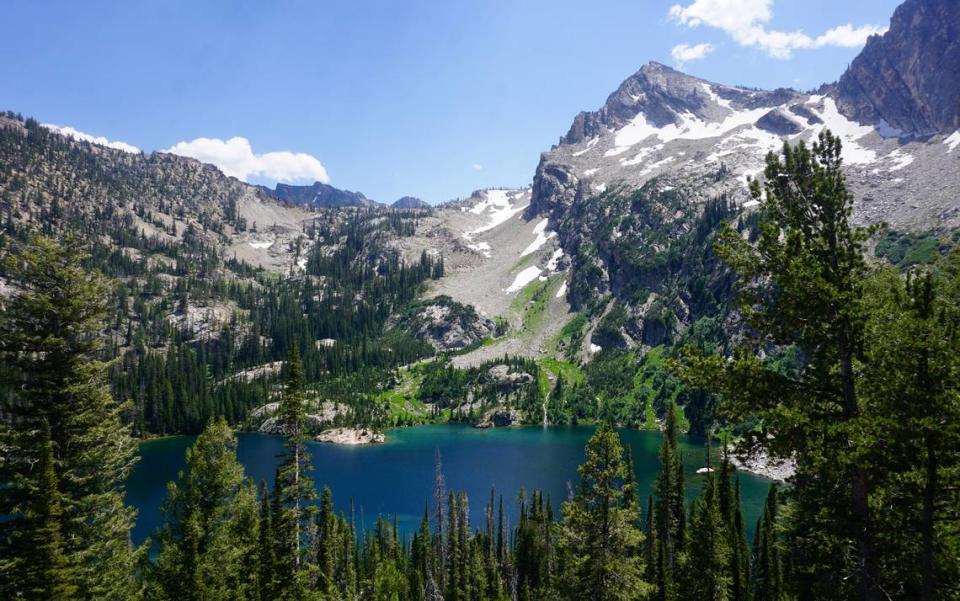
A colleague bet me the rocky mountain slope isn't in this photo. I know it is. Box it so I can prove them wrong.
[521,0,960,355]
[392,196,430,209]
[833,0,960,137]
[1,0,957,433]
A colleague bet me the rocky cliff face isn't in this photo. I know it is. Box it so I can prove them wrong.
[832,0,960,137]
[525,0,960,351]
[394,295,497,352]
[269,181,381,208]
[392,196,430,209]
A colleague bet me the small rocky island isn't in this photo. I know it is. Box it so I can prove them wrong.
[315,427,385,445]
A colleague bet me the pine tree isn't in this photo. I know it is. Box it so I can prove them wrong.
[624,446,639,525]
[653,402,685,601]
[679,132,883,600]
[752,485,782,601]
[272,341,318,600]
[0,236,142,601]
[258,481,276,601]
[150,417,260,601]
[19,422,77,601]
[680,469,731,601]
[861,263,960,597]
[315,486,336,597]
[559,422,651,600]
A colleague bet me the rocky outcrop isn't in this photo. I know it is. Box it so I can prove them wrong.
[832,0,960,136]
[756,109,802,136]
[395,296,496,352]
[258,414,327,435]
[474,408,522,429]
[315,427,384,445]
[391,196,430,209]
[728,446,796,482]
[485,364,535,386]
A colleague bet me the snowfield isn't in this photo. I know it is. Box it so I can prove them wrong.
[506,266,542,293]
[520,219,556,257]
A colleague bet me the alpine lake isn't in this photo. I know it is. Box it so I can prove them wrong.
[128,424,774,546]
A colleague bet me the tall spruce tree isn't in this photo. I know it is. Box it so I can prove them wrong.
[861,262,960,598]
[149,417,260,601]
[19,422,77,601]
[679,132,882,599]
[681,468,732,601]
[0,236,142,601]
[653,402,685,601]
[752,485,783,601]
[272,341,319,600]
[559,422,651,600]
[258,480,277,601]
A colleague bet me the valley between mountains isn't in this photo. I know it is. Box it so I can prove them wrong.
[1,0,958,454]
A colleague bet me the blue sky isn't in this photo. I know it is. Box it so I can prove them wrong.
[2,0,901,204]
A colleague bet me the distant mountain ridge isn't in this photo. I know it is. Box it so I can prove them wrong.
[265,181,382,208]
[392,196,430,209]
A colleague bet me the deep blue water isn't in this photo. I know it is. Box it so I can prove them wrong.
[127,424,773,545]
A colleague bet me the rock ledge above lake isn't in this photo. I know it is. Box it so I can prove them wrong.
[728,446,796,482]
[315,427,385,445]
[474,408,522,429]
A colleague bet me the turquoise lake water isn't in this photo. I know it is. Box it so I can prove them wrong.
[127,424,773,545]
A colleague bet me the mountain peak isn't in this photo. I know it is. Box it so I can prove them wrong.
[391,196,429,209]
[561,62,797,146]
[833,0,960,136]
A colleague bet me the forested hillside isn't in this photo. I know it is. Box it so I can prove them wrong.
[2,134,958,597]
[0,113,454,436]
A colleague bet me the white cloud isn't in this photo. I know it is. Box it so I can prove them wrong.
[472,163,483,171]
[671,42,715,68]
[42,124,140,154]
[669,0,886,59]
[165,136,329,184]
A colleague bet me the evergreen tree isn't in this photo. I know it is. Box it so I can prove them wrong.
[680,132,882,599]
[653,402,685,601]
[0,236,142,601]
[559,422,651,600]
[861,263,960,598]
[272,341,319,600]
[315,486,337,597]
[150,417,260,601]
[680,469,731,601]
[752,485,782,601]
[19,422,78,601]
[258,481,276,601]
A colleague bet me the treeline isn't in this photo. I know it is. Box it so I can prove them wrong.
[143,400,763,601]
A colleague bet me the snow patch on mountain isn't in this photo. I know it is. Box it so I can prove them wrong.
[805,97,877,165]
[467,241,492,258]
[945,131,960,153]
[547,248,564,272]
[506,266,542,293]
[520,219,556,257]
